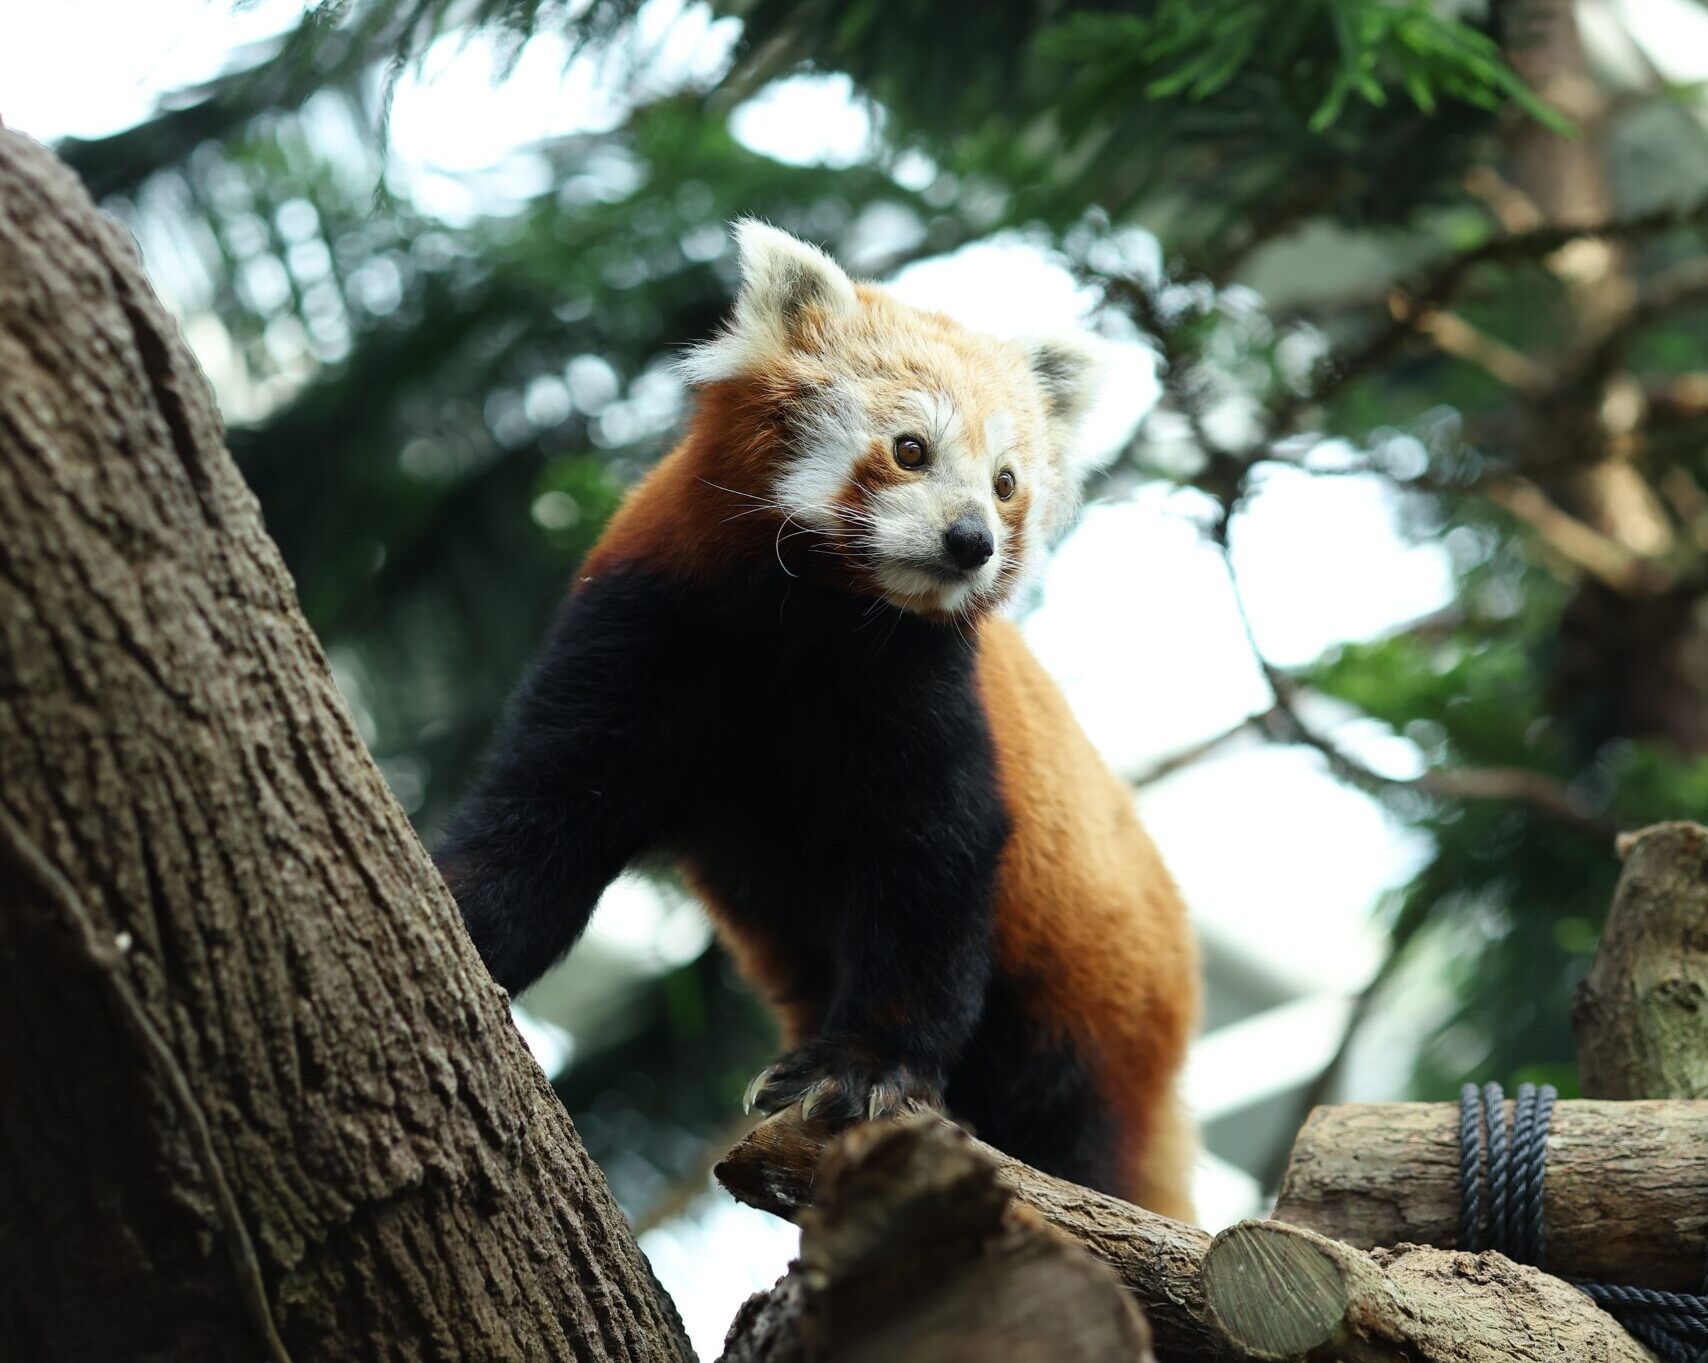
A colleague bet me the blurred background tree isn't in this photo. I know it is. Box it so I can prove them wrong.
[37,0,1708,1326]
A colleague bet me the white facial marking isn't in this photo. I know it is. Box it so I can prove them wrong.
[984,412,1015,470]
[844,391,1008,613]
[774,382,868,529]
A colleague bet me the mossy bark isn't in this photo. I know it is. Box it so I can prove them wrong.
[0,128,691,1363]
[1575,821,1708,1101]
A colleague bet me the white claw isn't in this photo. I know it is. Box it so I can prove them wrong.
[744,1066,776,1115]
[867,1088,883,1122]
[799,1080,831,1122]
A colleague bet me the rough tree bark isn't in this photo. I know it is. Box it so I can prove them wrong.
[1575,821,1708,1100]
[1271,1099,1708,1288]
[0,128,692,1361]
[717,1118,1155,1363]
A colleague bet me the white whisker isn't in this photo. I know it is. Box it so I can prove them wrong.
[774,514,799,578]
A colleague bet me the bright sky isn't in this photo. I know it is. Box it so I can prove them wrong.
[16,3,1707,1356]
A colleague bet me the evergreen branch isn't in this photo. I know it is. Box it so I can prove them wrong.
[1211,530,1619,842]
[1271,191,1708,429]
[1126,710,1277,788]
[1407,305,1549,391]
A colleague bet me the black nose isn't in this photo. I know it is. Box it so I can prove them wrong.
[943,515,995,570]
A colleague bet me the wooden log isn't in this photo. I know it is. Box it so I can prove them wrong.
[1575,821,1708,1100]
[717,1111,1225,1360]
[1271,1099,1708,1288]
[716,1116,1154,1363]
[1201,1220,1653,1363]
[725,1113,1662,1361]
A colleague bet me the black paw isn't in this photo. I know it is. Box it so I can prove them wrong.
[743,1039,941,1124]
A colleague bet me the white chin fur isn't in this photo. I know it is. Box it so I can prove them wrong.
[875,563,990,615]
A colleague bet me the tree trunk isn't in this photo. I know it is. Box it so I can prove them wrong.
[0,128,691,1363]
[1270,1098,1708,1288]
[1500,0,1708,755]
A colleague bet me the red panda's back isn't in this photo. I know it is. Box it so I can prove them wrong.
[976,616,1199,1216]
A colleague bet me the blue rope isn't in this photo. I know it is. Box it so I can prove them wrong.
[1459,1082,1708,1363]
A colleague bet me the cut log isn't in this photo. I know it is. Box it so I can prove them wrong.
[1202,1220,1654,1363]
[716,1117,1154,1363]
[718,1111,1223,1360]
[1271,1099,1708,1288]
[1575,821,1708,1100]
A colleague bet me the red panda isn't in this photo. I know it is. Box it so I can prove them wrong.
[438,222,1199,1217]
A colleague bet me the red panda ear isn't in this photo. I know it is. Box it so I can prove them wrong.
[680,221,857,384]
[732,220,857,326]
[1021,332,1109,543]
[1021,333,1101,429]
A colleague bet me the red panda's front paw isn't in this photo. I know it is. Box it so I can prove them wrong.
[743,1041,942,1125]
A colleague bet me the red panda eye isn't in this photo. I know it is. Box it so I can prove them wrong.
[893,435,928,469]
[995,470,1016,500]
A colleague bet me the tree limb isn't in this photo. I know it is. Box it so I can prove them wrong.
[1126,709,1276,788]
[717,1118,1156,1363]
[1405,304,1550,392]
[717,1110,1226,1361]
[1211,536,1619,841]
[1269,190,1708,429]
[1272,1098,1708,1289]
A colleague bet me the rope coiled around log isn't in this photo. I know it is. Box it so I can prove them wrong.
[1460,1081,1708,1362]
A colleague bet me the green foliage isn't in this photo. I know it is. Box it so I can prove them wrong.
[1039,0,1569,134]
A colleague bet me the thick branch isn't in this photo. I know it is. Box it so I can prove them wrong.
[1405,305,1549,392]
[1482,476,1663,591]
[717,1111,1225,1361]
[723,1112,1660,1363]
[717,1118,1155,1363]
[1575,821,1708,1100]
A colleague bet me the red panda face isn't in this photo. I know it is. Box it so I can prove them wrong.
[681,222,1103,619]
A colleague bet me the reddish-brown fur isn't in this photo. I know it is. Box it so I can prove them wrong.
[978,618,1198,1217]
